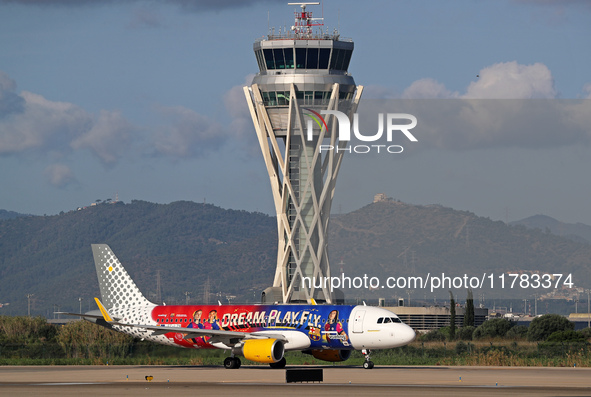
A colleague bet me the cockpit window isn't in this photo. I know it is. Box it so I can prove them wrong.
[378,316,402,324]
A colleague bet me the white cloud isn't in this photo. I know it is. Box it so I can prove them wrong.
[224,74,256,138]
[0,91,92,155]
[463,61,557,99]
[0,71,25,118]
[402,78,458,99]
[44,163,76,188]
[357,62,590,151]
[71,110,135,165]
[152,105,226,158]
[0,70,136,168]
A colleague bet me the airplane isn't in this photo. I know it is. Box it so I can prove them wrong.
[63,244,415,369]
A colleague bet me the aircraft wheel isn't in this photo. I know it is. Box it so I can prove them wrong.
[363,361,374,369]
[224,357,240,369]
[269,357,286,369]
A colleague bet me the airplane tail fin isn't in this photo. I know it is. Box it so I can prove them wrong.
[92,244,154,310]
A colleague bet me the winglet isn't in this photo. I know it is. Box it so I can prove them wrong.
[94,297,114,322]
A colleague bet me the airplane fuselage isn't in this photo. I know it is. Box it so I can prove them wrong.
[107,303,415,352]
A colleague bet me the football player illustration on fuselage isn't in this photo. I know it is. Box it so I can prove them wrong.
[324,309,349,347]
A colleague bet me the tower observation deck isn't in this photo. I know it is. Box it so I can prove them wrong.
[243,2,363,304]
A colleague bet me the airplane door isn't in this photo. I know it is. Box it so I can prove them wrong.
[353,310,365,333]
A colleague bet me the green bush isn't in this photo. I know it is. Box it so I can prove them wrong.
[473,318,513,339]
[506,325,528,340]
[457,326,475,340]
[527,314,574,341]
[455,340,470,355]
[419,329,446,342]
[579,327,591,339]
[546,330,585,343]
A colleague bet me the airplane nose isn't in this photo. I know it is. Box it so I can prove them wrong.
[402,324,416,343]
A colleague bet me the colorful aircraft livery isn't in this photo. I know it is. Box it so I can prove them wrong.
[63,244,415,370]
[152,304,353,350]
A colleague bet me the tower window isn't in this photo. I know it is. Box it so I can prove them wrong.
[319,49,330,69]
[255,50,266,71]
[284,48,294,69]
[273,48,285,69]
[341,49,352,71]
[263,48,275,69]
[295,48,306,69]
[306,48,319,69]
[329,48,353,71]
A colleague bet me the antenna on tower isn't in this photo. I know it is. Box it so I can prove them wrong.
[288,2,322,38]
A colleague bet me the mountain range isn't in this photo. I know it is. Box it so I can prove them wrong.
[0,199,590,316]
[511,214,591,244]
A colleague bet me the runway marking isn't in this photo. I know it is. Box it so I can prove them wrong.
[32,383,109,386]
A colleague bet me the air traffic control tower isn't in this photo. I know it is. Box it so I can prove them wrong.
[244,2,362,304]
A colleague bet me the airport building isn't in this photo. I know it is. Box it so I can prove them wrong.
[388,306,488,333]
[244,3,362,304]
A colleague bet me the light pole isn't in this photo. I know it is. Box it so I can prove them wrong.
[185,291,190,305]
[407,290,414,307]
[78,297,83,314]
[26,294,34,317]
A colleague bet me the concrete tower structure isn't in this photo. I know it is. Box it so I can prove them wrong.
[244,2,362,304]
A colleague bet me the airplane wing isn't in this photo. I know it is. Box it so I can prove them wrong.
[113,323,288,345]
[54,311,122,321]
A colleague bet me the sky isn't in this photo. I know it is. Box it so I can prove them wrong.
[0,0,590,225]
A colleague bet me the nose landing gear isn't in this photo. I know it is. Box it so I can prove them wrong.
[362,349,374,369]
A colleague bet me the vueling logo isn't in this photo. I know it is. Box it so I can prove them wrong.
[304,109,417,154]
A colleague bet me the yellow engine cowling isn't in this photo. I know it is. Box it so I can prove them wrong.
[310,349,352,362]
[237,339,284,364]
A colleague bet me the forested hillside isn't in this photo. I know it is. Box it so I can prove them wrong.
[329,200,591,299]
[0,201,276,316]
[1,199,590,316]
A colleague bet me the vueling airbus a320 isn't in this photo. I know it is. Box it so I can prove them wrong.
[66,244,415,369]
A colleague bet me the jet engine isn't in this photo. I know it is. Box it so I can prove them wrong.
[234,339,284,364]
[309,349,352,362]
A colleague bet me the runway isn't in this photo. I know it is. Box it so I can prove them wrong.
[1,365,591,396]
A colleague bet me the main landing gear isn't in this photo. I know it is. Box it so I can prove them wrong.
[269,357,286,369]
[362,349,374,369]
[224,356,241,369]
